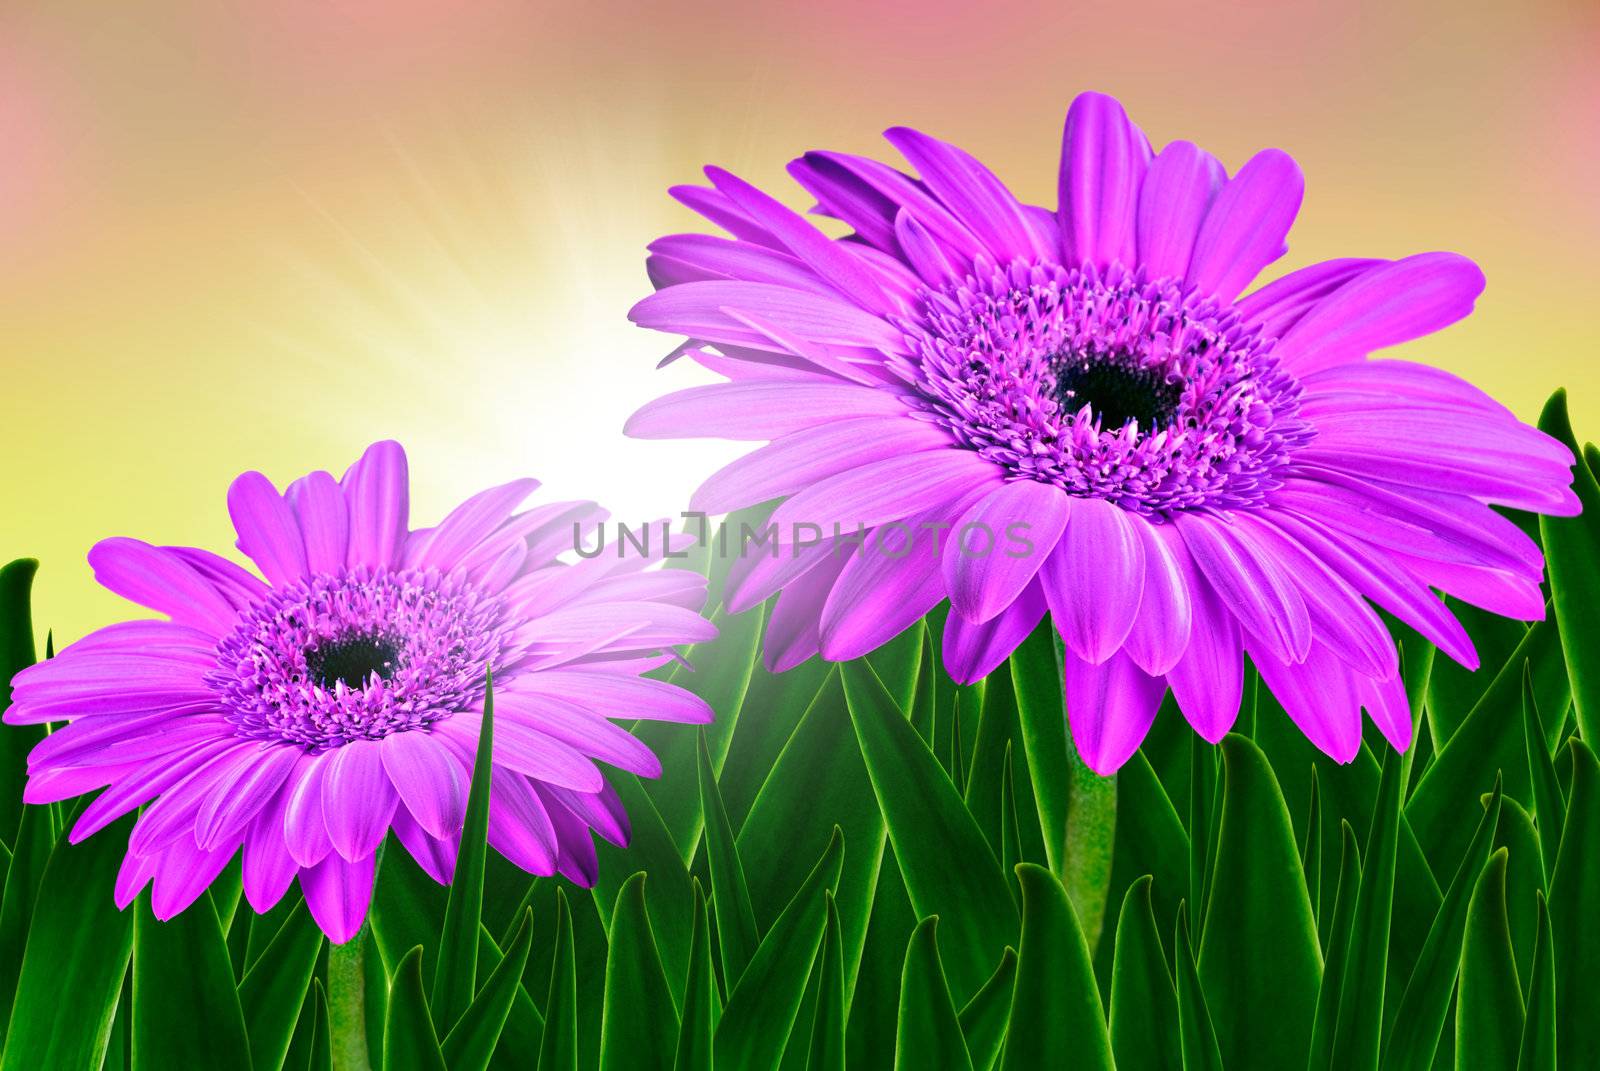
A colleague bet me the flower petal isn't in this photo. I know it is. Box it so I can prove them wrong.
[1185,148,1303,302]
[1058,91,1151,270]
[1274,253,1485,375]
[1040,497,1146,664]
[381,730,467,840]
[341,440,409,570]
[228,471,309,586]
[1135,140,1224,280]
[944,480,1071,624]
[301,851,377,944]
[1063,647,1166,775]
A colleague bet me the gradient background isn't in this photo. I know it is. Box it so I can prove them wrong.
[4,0,1598,641]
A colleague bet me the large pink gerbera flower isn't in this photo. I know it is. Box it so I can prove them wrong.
[4,442,715,940]
[626,91,1579,773]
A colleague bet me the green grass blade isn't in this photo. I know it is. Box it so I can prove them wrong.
[1175,903,1224,1071]
[804,893,846,1071]
[1329,748,1403,1070]
[842,660,1016,1003]
[673,884,718,1071]
[1383,776,1503,1069]
[696,731,759,987]
[1549,738,1600,1067]
[1008,623,1070,876]
[1457,849,1523,1069]
[1522,664,1566,882]
[893,917,972,1071]
[1538,388,1600,742]
[1517,893,1556,1071]
[132,892,251,1071]
[1107,876,1179,1071]
[714,828,843,1071]
[0,559,40,848]
[1196,736,1321,1070]
[956,947,1016,1071]
[441,908,533,1071]
[1308,822,1361,1070]
[1,809,135,1071]
[238,897,325,1071]
[431,671,496,1033]
[1000,864,1111,1071]
[600,875,678,1071]
[383,947,448,1071]
[536,890,578,1071]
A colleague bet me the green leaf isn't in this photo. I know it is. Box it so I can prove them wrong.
[238,897,325,1071]
[737,668,886,1005]
[998,745,1023,880]
[1457,849,1523,1070]
[131,892,251,1071]
[1518,893,1556,1071]
[1538,388,1600,743]
[673,885,718,1071]
[1383,776,1504,1069]
[0,559,40,846]
[594,775,694,1007]
[383,947,448,1071]
[1549,738,1600,1068]
[643,600,762,853]
[957,947,1016,1071]
[696,731,759,987]
[1328,748,1402,1070]
[1308,822,1361,1070]
[0,802,53,1048]
[845,846,917,1070]
[804,893,846,1071]
[283,978,333,1071]
[893,917,972,1071]
[1107,876,1179,1071]
[1000,864,1111,1071]
[1174,904,1223,1071]
[431,672,495,1033]
[600,874,678,1071]
[1196,735,1321,1071]
[1008,623,1070,875]
[537,890,579,1071]
[715,827,843,1071]
[1426,599,1526,747]
[2,810,135,1071]
[308,979,332,1071]
[1408,615,1569,876]
[1522,665,1566,882]
[843,660,1017,1003]
[441,908,534,1071]
[1096,750,1188,990]
[1302,769,1324,933]
[472,922,544,1070]
[369,834,447,980]
[1494,797,1545,981]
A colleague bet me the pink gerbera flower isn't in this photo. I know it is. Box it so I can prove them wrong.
[626,91,1579,773]
[5,442,716,940]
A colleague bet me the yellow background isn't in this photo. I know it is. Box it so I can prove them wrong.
[3,0,1597,641]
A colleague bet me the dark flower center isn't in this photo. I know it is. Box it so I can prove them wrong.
[1053,354,1184,431]
[306,632,402,691]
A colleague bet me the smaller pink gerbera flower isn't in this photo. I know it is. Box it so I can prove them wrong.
[4,441,716,941]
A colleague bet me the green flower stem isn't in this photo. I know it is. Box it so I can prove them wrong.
[1064,753,1117,951]
[328,924,373,1071]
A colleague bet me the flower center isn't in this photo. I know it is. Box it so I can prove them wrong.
[895,260,1313,514]
[305,632,402,691]
[210,567,508,752]
[1052,354,1183,432]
